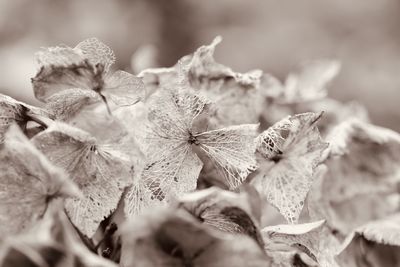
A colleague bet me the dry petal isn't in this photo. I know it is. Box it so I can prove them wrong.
[32,122,132,237]
[253,112,328,223]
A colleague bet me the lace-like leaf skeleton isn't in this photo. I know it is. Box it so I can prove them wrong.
[138,89,258,210]
[252,112,328,223]
[32,122,133,237]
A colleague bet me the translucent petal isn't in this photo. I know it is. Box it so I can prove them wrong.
[32,38,128,111]
[32,59,100,102]
[44,88,100,121]
[138,66,177,95]
[305,98,370,135]
[142,142,203,201]
[146,89,211,142]
[32,122,132,237]
[128,89,210,208]
[187,36,235,81]
[178,37,266,127]
[202,70,266,128]
[253,112,328,223]
[103,70,145,106]
[283,59,341,103]
[34,46,83,67]
[75,37,115,74]
[124,179,167,218]
[121,130,160,218]
[196,124,259,189]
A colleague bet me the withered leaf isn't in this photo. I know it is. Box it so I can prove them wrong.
[252,112,328,223]
[32,122,132,237]
[0,124,80,236]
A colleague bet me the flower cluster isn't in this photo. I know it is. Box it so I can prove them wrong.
[0,37,399,267]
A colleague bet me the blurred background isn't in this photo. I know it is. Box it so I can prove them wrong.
[0,0,399,131]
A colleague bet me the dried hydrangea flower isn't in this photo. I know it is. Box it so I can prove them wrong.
[32,38,145,112]
[138,89,258,206]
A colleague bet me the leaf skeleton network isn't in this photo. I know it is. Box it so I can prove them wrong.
[0,36,399,267]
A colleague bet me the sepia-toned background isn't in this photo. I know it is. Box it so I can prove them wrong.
[0,0,399,130]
